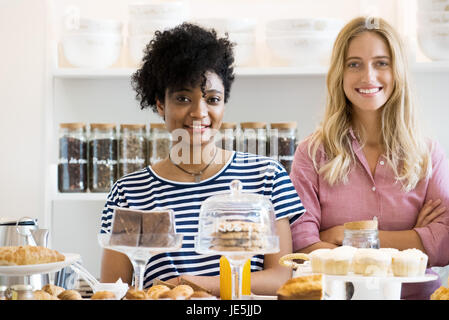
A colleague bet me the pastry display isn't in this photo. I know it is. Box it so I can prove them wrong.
[391,248,428,277]
[42,284,65,297]
[352,248,391,276]
[0,245,65,266]
[91,291,117,300]
[277,274,324,300]
[57,289,83,300]
[110,208,174,247]
[210,220,269,252]
[146,285,171,299]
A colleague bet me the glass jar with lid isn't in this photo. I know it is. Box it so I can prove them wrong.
[89,123,118,193]
[342,219,380,249]
[240,122,268,156]
[269,122,297,174]
[216,122,237,151]
[196,180,280,299]
[5,284,34,300]
[148,123,171,165]
[58,122,88,193]
[118,124,147,178]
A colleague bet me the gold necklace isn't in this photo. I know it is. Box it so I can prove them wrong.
[168,148,218,183]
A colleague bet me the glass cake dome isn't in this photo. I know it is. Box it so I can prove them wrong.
[195,180,279,257]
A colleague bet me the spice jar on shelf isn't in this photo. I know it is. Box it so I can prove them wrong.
[89,123,118,193]
[148,123,171,165]
[241,122,268,156]
[58,122,88,193]
[118,124,147,178]
[269,122,297,174]
[216,122,237,151]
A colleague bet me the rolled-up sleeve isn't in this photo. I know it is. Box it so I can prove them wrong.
[414,141,449,267]
[289,139,323,252]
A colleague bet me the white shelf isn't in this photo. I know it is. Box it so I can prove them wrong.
[51,62,449,79]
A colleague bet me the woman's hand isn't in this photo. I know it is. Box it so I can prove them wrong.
[319,225,345,246]
[415,199,446,228]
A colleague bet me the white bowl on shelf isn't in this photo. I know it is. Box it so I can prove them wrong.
[418,25,449,60]
[195,18,257,35]
[128,34,154,65]
[417,0,449,11]
[128,18,181,36]
[266,18,344,34]
[128,1,188,21]
[62,33,122,68]
[266,33,336,66]
[228,32,256,66]
[65,18,123,35]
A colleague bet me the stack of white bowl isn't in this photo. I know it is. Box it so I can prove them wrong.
[417,0,449,61]
[128,1,189,66]
[61,18,123,68]
[265,18,344,67]
[195,18,257,67]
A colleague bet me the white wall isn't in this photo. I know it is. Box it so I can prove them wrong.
[0,0,46,224]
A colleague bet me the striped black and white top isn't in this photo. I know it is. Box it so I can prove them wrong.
[100,152,305,288]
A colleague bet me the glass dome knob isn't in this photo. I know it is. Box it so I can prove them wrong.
[229,180,243,195]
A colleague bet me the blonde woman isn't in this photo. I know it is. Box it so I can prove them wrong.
[290,17,449,299]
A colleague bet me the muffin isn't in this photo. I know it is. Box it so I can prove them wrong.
[379,248,400,274]
[322,248,353,275]
[352,248,391,276]
[391,248,428,277]
[308,249,332,273]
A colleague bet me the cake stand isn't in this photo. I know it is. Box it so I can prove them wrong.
[294,266,438,300]
[98,233,183,291]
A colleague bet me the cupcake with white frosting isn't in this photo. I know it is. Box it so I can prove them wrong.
[322,247,353,275]
[391,248,428,277]
[309,248,332,273]
[352,248,391,276]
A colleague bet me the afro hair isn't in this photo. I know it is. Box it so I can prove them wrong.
[131,22,235,113]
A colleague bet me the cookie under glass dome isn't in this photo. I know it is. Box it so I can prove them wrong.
[195,180,280,299]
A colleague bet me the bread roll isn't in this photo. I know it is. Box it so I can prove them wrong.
[33,290,59,300]
[58,289,83,300]
[146,285,170,299]
[42,284,65,297]
[125,288,148,300]
[91,291,117,300]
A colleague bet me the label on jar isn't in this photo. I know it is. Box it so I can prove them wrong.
[59,157,88,164]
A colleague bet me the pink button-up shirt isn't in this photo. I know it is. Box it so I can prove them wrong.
[290,130,449,299]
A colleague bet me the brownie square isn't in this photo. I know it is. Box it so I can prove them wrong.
[110,208,142,246]
[139,211,174,247]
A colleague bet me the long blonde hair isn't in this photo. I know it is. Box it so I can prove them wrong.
[309,16,431,192]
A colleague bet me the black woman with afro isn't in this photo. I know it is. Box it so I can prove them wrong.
[100,23,306,296]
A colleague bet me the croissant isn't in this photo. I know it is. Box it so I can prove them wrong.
[58,290,83,300]
[0,246,65,266]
